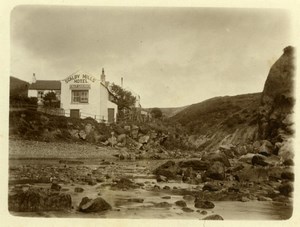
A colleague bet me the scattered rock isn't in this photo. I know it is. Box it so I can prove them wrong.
[51,183,61,191]
[162,196,171,199]
[112,178,138,190]
[154,202,172,208]
[283,159,294,166]
[278,183,293,196]
[9,188,72,212]
[202,183,221,192]
[281,172,294,181]
[128,198,144,203]
[79,197,112,213]
[182,207,194,212]
[74,187,84,193]
[200,210,208,215]
[178,159,209,171]
[194,199,215,209]
[205,161,225,180]
[203,214,224,220]
[163,186,171,190]
[240,196,250,202]
[157,175,168,182]
[252,155,268,166]
[175,200,187,207]
[203,152,231,167]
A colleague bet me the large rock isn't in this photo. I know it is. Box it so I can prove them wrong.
[139,135,150,144]
[252,155,268,166]
[203,214,224,220]
[278,183,293,196]
[258,140,274,156]
[117,134,127,146]
[258,46,295,142]
[203,152,231,167]
[79,197,112,213]
[9,188,72,212]
[178,159,209,171]
[194,199,215,209]
[205,161,225,180]
[153,161,178,180]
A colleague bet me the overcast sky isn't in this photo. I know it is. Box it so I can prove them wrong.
[11,6,292,108]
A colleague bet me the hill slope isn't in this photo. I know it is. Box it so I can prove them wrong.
[10,76,29,97]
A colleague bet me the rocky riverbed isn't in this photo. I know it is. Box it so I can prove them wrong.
[9,139,293,220]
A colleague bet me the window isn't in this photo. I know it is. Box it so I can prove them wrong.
[38,91,44,98]
[71,90,89,103]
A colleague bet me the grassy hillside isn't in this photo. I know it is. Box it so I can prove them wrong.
[10,76,29,97]
[170,93,262,151]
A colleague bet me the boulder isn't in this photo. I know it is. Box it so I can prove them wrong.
[131,125,139,139]
[139,135,150,144]
[278,183,293,196]
[178,159,209,171]
[203,152,231,167]
[205,161,225,180]
[203,214,224,220]
[252,155,268,166]
[79,197,112,213]
[281,171,294,181]
[182,207,194,212]
[239,153,265,164]
[283,159,294,166]
[278,138,294,160]
[175,200,187,207]
[194,199,215,209]
[153,161,178,180]
[74,187,84,193]
[156,175,168,182]
[258,140,274,156]
[8,188,72,212]
[219,144,235,158]
[78,130,87,140]
[128,198,144,203]
[51,183,62,191]
[117,134,127,146]
[112,177,139,190]
[202,183,221,192]
[155,202,172,208]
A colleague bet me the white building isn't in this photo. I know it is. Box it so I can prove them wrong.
[28,73,61,105]
[61,69,118,123]
[28,69,118,123]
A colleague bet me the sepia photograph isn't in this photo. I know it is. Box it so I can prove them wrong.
[6,3,296,222]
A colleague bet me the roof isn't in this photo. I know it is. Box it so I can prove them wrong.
[29,80,61,90]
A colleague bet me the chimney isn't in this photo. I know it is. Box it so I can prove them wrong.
[101,68,106,83]
[121,77,123,87]
[32,73,36,83]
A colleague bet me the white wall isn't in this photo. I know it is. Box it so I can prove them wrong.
[60,72,117,122]
[28,89,38,97]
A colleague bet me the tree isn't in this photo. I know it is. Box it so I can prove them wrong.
[43,91,59,107]
[151,107,163,119]
[110,83,136,111]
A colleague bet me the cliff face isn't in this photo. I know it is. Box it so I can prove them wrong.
[258,46,295,158]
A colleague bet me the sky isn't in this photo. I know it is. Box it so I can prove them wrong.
[10,6,292,108]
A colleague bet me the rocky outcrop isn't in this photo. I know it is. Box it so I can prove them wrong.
[258,46,295,158]
[78,197,112,213]
[9,188,72,212]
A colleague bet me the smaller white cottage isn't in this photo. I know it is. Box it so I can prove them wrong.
[60,69,118,123]
[28,73,61,105]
